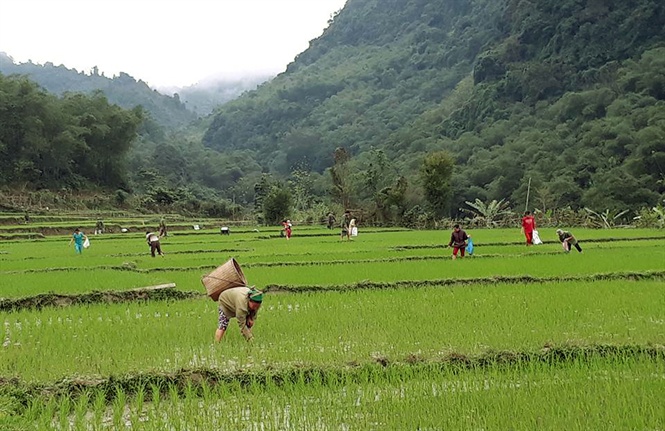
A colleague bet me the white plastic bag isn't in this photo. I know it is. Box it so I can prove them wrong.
[532,230,542,245]
[83,238,90,248]
[351,227,358,237]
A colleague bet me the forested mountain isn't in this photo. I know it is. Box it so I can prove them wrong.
[0,74,142,189]
[204,0,665,217]
[0,52,196,130]
[0,70,256,214]
[2,0,664,223]
[0,53,268,211]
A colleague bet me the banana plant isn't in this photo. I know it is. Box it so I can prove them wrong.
[583,208,630,228]
[651,204,665,227]
[463,198,514,228]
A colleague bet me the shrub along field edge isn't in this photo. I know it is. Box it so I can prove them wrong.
[2,271,664,311]
[0,287,202,312]
[264,270,665,292]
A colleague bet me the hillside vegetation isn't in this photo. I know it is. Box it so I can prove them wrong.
[203,0,665,217]
[0,52,196,130]
[0,75,142,189]
[1,0,664,223]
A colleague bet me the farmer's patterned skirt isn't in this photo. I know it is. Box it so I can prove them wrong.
[218,306,230,330]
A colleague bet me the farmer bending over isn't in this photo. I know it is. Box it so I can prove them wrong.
[556,229,582,253]
[215,287,263,343]
[145,231,164,257]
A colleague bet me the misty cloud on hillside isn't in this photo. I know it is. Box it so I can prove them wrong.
[159,73,274,116]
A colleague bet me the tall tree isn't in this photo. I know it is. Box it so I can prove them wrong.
[420,151,454,218]
[262,185,292,225]
[329,147,352,209]
[289,165,315,212]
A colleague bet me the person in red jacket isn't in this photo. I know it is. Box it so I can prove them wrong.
[521,211,536,246]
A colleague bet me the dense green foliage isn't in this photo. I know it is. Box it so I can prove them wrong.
[0,74,257,215]
[0,52,196,130]
[2,0,665,221]
[420,151,454,217]
[203,0,665,217]
[0,75,142,189]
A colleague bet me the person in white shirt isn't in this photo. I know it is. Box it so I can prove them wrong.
[145,231,164,257]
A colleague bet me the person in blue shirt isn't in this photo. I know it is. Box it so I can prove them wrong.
[69,228,88,254]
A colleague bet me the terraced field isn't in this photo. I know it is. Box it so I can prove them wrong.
[0,221,664,429]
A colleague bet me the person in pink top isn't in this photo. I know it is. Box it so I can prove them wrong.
[521,211,536,246]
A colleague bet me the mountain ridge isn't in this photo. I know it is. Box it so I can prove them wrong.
[0,52,269,124]
[202,0,665,215]
[1,0,664,220]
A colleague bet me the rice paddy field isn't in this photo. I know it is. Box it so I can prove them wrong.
[0,218,664,430]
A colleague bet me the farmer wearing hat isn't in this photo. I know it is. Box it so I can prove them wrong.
[215,287,263,342]
[556,229,582,253]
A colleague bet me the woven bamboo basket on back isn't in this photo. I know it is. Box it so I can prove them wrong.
[201,258,247,301]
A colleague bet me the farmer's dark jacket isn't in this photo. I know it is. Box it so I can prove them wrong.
[448,229,469,248]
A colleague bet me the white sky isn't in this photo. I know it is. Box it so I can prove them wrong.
[0,0,347,88]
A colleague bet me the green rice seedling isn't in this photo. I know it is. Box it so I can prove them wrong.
[0,224,663,429]
[0,269,180,299]
[15,356,663,430]
[56,395,72,430]
[146,383,162,426]
[34,396,59,430]
[242,245,665,288]
[1,279,663,383]
[2,228,663,297]
[131,384,146,426]
[167,384,179,412]
[3,245,662,301]
[111,386,127,428]
[3,227,662,272]
[200,380,213,405]
[92,389,106,429]
[72,391,90,430]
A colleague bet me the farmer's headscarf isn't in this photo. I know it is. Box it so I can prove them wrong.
[556,229,563,235]
[248,288,263,303]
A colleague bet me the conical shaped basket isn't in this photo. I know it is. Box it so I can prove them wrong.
[201,258,248,301]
